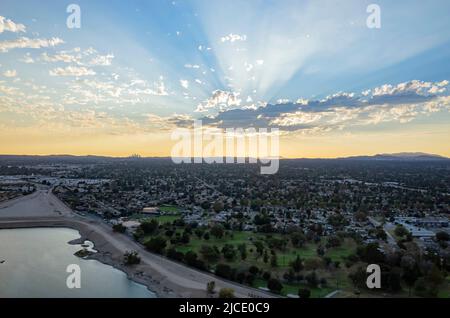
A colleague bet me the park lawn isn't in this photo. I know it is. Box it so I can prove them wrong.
[325,238,357,262]
[175,231,257,254]
[159,205,180,213]
[276,244,318,267]
[437,276,450,298]
[275,238,356,268]
[155,215,181,224]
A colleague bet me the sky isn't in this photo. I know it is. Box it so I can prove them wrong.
[0,0,449,158]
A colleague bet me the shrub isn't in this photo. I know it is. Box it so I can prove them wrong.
[267,278,283,294]
[218,288,235,298]
[123,251,141,265]
[113,223,126,233]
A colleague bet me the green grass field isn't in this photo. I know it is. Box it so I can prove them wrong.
[159,205,180,213]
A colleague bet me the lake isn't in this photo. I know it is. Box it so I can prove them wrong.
[0,227,156,298]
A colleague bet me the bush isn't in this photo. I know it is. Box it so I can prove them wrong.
[298,288,311,298]
[184,251,206,270]
[305,271,319,288]
[166,247,184,262]
[262,271,271,281]
[140,219,159,234]
[248,265,259,275]
[267,278,283,294]
[123,251,141,265]
[218,288,235,298]
[207,281,216,294]
[113,223,126,233]
[215,263,234,280]
[145,236,167,254]
[200,245,220,263]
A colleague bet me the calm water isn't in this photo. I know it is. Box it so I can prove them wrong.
[0,228,156,298]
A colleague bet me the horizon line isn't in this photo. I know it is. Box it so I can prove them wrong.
[0,152,448,160]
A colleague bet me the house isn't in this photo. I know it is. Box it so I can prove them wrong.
[142,207,160,215]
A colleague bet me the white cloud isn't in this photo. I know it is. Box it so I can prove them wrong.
[19,53,35,64]
[220,33,247,43]
[3,69,17,77]
[49,66,96,77]
[0,37,64,53]
[184,64,200,69]
[196,90,241,112]
[180,79,189,89]
[41,52,81,64]
[89,53,114,66]
[0,16,26,34]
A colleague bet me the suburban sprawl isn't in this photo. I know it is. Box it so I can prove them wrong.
[1,155,449,298]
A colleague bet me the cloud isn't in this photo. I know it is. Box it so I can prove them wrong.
[199,80,450,133]
[49,66,96,77]
[196,90,242,112]
[180,79,189,89]
[3,70,17,77]
[0,37,64,52]
[41,52,82,64]
[19,53,35,64]
[220,33,247,43]
[89,53,114,66]
[184,64,200,69]
[0,16,26,34]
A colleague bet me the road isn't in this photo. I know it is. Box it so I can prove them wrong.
[368,217,397,247]
[0,191,277,298]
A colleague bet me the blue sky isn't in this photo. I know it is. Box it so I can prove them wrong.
[0,0,449,156]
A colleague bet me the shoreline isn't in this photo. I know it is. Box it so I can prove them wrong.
[0,218,186,298]
[0,216,277,298]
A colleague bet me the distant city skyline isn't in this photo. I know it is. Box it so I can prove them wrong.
[0,0,450,158]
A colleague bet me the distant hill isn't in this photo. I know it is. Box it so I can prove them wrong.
[342,152,449,161]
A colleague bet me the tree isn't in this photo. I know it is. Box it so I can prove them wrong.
[112,223,126,233]
[218,288,235,298]
[166,247,184,262]
[267,278,283,294]
[436,231,450,242]
[326,235,342,248]
[206,281,216,295]
[123,251,141,265]
[290,255,303,272]
[222,244,237,261]
[305,271,319,288]
[270,254,278,268]
[290,231,306,247]
[213,201,224,213]
[210,225,224,239]
[215,263,233,279]
[238,243,247,260]
[181,231,190,244]
[200,245,220,263]
[140,219,159,235]
[254,241,265,256]
[298,288,311,299]
[145,236,167,254]
[248,265,259,276]
[357,243,385,264]
[394,224,408,238]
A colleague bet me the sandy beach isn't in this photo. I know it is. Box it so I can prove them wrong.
[0,191,277,298]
